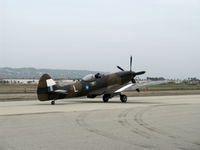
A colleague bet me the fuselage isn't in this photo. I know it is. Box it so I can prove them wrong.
[56,71,133,99]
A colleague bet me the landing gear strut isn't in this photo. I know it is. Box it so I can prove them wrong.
[120,95,127,103]
[51,100,55,105]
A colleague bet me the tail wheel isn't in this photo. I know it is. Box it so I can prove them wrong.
[120,95,127,103]
[103,95,109,103]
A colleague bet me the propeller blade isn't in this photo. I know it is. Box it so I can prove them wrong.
[130,56,133,71]
[135,71,146,76]
[117,66,125,71]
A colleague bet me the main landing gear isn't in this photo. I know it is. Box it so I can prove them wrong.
[103,95,110,103]
[51,100,55,105]
[102,94,128,103]
[120,94,127,103]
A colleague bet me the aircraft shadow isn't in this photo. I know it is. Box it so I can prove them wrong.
[73,100,162,104]
[34,99,163,105]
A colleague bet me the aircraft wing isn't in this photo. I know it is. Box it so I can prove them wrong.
[89,84,123,96]
[115,80,169,93]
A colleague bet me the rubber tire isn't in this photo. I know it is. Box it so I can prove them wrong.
[120,95,127,103]
[51,101,55,105]
[103,95,109,103]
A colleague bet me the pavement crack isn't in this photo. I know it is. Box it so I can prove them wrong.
[118,108,151,139]
[76,110,154,149]
[134,104,198,149]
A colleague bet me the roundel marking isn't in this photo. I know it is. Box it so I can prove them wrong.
[85,85,89,90]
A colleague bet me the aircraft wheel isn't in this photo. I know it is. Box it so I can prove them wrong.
[51,101,55,105]
[103,95,109,103]
[120,95,127,103]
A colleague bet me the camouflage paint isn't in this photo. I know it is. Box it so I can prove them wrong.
[37,71,133,101]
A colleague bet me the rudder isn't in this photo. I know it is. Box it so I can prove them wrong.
[37,74,57,101]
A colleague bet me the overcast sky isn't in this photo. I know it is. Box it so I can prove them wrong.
[0,0,200,79]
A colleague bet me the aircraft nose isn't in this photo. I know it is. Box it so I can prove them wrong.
[120,71,132,78]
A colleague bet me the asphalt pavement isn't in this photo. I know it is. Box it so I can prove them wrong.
[0,95,200,150]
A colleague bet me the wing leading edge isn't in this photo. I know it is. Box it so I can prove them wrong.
[115,80,169,93]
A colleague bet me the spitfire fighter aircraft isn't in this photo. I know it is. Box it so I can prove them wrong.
[37,56,167,105]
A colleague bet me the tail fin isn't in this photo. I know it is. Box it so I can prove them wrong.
[37,74,58,101]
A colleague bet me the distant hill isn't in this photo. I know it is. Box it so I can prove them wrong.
[0,67,104,79]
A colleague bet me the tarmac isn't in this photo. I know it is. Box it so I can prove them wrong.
[0,95,200,150]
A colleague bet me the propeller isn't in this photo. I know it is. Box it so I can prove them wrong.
[117,66,125,71]
[130,56,132,71]
[135,71,146,76]
[117,56,146,92]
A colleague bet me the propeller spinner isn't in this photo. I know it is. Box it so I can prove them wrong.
[117,56,146,91]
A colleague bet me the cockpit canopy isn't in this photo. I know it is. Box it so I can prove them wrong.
[82,73,103,82]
